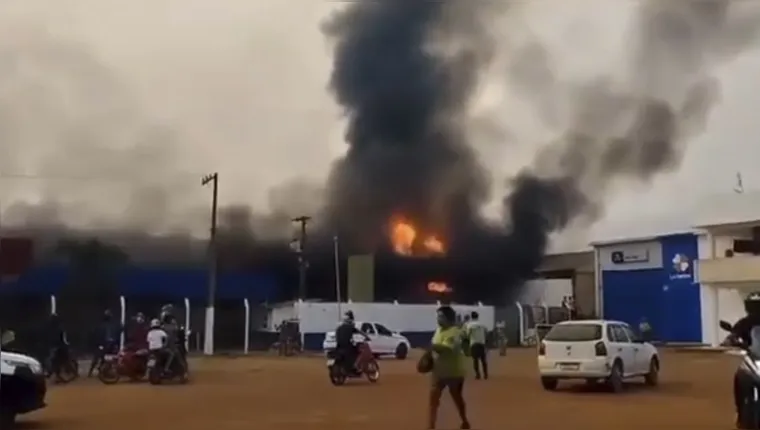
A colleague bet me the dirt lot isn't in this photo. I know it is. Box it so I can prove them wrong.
[21,349,737,430]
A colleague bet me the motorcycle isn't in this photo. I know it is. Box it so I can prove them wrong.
[326,340,380,386]
[147,350,188,385]
[45,347,79,384]
[720,319,760,429]
[98,348,149,385]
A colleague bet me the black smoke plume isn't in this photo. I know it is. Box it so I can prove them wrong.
[319,0,760,303]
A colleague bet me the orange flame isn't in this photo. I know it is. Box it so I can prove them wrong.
[390,219,417,256]
[423,236,444,254]
[389,217,450,294]
[427,281,452,293]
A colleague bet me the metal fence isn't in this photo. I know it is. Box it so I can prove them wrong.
[0,294,275,358]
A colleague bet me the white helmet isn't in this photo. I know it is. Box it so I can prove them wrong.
[150,318,161,328]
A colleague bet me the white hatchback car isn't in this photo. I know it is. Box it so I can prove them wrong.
[323,321,412,360]
[537,320,659,392]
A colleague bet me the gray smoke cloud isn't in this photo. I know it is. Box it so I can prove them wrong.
[0,2,332,265]
[322,0,760,301]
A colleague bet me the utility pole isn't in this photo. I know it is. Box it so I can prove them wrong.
[291,216,311,299]
[201,172,219,356]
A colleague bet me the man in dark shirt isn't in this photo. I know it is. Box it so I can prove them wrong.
[727,292,760,428]
[88,309,121,377]
[335,311,368,373]
[47,314,70,380]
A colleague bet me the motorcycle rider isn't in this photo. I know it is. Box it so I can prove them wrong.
[159,304,187,374]
[334,311,369,373]
[146,318,169,369]
[88,309,121,377]
[726,292,760,428]
[127,313,149,351]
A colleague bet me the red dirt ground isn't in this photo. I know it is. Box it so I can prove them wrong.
[21,349,737,430]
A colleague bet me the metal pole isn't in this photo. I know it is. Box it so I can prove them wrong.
[202,173,219,356]
[333,235,342,320]
[291,216,311,299]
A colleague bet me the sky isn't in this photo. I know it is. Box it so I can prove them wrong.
[0,0,759,251]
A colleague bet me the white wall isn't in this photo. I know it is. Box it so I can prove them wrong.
[288,301,495,334]
[598,240,663,271]
[717,288,746,327]
[519,279,573,307]
[267,302,298,331]
[698,231,757,345]
[698,232,717,345]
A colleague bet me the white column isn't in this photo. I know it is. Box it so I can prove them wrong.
[593,247,602,317]
[706,231,720,346]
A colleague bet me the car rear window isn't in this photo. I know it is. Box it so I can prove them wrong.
[544,324,602,342]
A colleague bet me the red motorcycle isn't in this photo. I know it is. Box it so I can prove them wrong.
[327,340,380,386]
[98,348,149,384]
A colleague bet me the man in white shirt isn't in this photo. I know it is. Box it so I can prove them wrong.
[465,311,489,380]
[147,319,167,350]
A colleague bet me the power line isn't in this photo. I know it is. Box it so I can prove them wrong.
[0,171,208,182]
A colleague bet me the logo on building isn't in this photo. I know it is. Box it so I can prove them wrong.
[610,249,650,264]
[670,253,691,280]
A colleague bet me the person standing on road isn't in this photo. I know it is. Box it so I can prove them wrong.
[465,311,488,380]
[638,317,652,342]
[428,306,471,430]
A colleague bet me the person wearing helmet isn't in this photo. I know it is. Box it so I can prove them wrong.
[727,292,760,428]
[158,304,188,375]
[334,311,369,373]
[146,318,169,369]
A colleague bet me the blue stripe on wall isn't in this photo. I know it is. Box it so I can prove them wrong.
[0,265,279,302]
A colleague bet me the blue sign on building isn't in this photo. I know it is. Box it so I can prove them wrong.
[599,233,702,344]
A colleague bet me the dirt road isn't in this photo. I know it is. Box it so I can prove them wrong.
[21,349,737,429]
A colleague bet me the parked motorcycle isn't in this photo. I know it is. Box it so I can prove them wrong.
[98,348,149,385]
[147,351,188,385]
[326,340,380,386]
[45,347,78,384]
[720,319,760,429]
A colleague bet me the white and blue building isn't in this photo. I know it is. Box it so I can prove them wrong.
[592,192,760,346]
[593,232,702,343]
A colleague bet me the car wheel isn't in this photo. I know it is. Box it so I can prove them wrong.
[395,343,408,360]
[540,377,558,391]
[644,357,659,386]
[607,361,624,393]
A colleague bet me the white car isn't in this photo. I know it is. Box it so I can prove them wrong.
[1,331,47,427]
[537,319,659,392]
[323,321,411,359]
